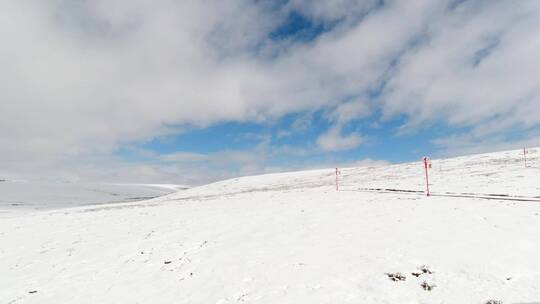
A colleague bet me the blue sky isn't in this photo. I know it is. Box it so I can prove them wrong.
[2,0,540,184]
[114,103,459,185]
[129,111,441,165]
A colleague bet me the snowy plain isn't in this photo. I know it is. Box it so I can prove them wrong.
[1,148,539,303]
[0,181,187,216]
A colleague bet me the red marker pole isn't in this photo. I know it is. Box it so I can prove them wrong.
[423,157,431,197]
[524,148,528,168]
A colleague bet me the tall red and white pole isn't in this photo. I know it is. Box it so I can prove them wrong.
[423,157,431,197]
[523,148,528,168]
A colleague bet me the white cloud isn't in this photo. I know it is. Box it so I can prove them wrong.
[159,152,209,163]
[285,0,383,24]
[381,1,540,134]
[328,99,371,124]
[1,0,539,182]
[433,127,540,157]
[317,127,363,151]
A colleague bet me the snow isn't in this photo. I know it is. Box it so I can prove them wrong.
[0,181,187,216]
[1,148,540,303]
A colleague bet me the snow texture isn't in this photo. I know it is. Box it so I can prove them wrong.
[0,181,187,216]
[1,148,539,303]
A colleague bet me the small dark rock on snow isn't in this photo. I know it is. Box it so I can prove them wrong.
[386,272,406,281]
[419,265,433,274]
[420,281,436,291]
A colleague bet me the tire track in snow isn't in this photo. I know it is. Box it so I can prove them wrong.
[349,188,540,203]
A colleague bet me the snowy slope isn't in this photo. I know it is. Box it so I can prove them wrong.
[165,148,540,200]
[1,148,539,303]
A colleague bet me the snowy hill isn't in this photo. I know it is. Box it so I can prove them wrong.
[1,148,539,303]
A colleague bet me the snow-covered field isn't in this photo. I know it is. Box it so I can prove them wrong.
[1,148,540,303]
[0,181,188,216]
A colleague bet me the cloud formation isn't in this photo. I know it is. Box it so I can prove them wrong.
[1,0,539,183]
[317,127,363,152]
